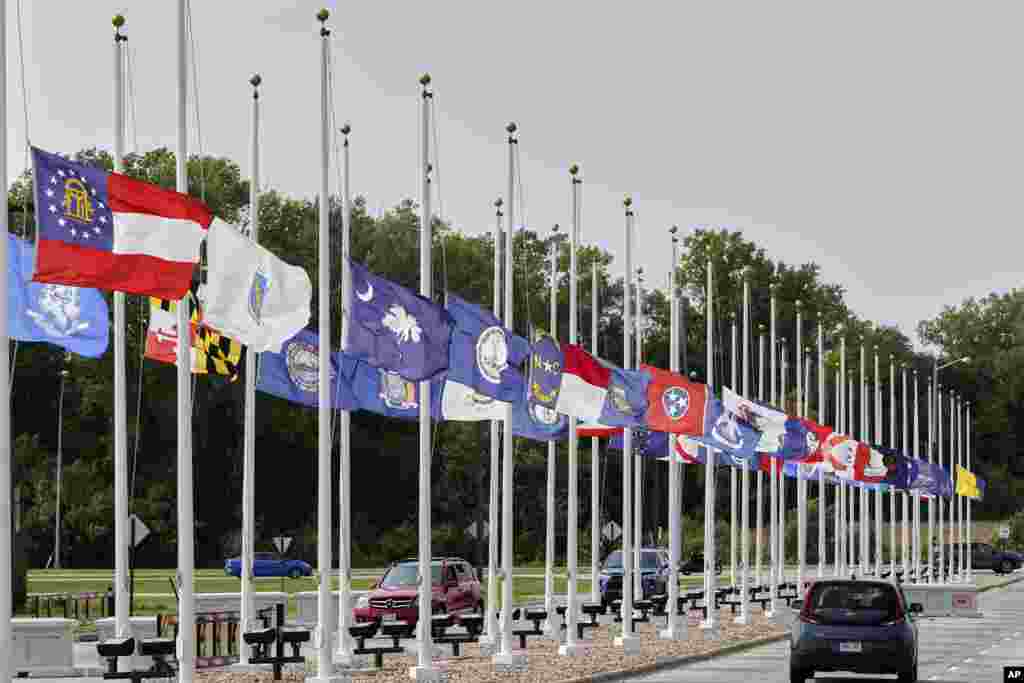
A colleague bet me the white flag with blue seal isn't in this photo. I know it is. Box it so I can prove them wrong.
[199,219,312,353]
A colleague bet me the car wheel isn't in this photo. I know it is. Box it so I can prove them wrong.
[789,666,810,682]
[1001,559,1014,574]
[898,663,918,682]
[288,568,302,579]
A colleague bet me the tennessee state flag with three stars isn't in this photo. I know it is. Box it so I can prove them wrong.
[640,364,708,435]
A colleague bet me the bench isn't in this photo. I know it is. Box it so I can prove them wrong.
[577,603,603,639]
[243,604,307,680]
[609,600,653,629]
[350,622,404,669]
[96,637,176,683]
[555,605,568,630]
[649,594,668,616]
[433,614,483,657]
[511,609,546,649]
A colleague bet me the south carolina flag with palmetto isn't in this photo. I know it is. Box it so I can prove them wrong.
[640,364,708,435]
[31,147,211,299]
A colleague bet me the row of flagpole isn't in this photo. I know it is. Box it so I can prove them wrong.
[0,8,987,682]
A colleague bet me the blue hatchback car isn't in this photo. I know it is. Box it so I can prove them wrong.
[790,578,921,683]
[224,552,312,579]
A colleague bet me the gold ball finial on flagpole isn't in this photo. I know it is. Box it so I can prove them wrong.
[420,73,432,87]
[569,163,579,176]
[623,195,633,208]
[317,8,330,23]
[250,74,262,89]
[340,122,352,136]
[112,14,125,29]
[506,122,518,135]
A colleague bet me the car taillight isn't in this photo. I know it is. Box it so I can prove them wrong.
[879,602,906,626]
[798,584,819,624]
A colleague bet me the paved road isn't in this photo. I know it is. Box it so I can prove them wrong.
[624,579,1024,682]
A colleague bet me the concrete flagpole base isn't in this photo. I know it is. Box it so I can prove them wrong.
[733,611,752,626]
[614,634,642,654]
[558,642,589,657]
[659,624,688,640]
[699,621,721,641]
[408,665,445,682]
[492,652,528,673]
[307,675,350,683]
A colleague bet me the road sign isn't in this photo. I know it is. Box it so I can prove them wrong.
[273,536,293,554]
[1000,526,1011,540]
[602,521,622,541]
[465,521,488,539]
[128,514,150,547]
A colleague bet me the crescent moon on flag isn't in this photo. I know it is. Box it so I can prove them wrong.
[356,282,374,302]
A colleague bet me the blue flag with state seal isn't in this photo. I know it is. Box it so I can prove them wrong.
[345,259,452,382]
[445,294,530,403]
[511,334,568,441]
[256,329,358,410]
[7,233,108,357]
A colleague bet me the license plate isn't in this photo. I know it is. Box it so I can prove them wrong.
[381,612,397,622]
[839,641,862,653]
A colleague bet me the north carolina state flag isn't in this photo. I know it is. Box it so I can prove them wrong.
[641,364,707,435]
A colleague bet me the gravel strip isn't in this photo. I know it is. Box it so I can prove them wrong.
[195,607,786,683]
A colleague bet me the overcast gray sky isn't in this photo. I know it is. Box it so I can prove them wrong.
[9,2,1024,349]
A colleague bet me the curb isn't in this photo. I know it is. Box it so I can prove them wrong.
[978,574,1024,593]
[558,632,789,683]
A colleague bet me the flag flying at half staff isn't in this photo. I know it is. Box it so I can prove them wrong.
[346,259,452,382]
[145,297,242,381]
[31,146,211,299]
[7,234,108,358]
[200,219,312,353]
[256,329,356,409]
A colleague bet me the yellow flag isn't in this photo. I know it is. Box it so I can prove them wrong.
[955,464,980,499]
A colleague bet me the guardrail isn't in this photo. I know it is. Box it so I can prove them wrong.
[27,591,113,622]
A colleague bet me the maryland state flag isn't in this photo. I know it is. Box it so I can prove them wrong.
[145,297,243,381]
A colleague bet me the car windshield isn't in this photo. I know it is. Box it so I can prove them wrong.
[380,562,442,588]
[641,552,660,569]
[604,551,623,570]
[806,582,902,626]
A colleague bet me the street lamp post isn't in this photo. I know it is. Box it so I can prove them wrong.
[55,363,70,569]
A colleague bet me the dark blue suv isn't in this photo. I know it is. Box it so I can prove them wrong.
[790,579,921,682]
[597,548,669,609]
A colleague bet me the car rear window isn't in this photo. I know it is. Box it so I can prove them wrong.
[806,582,902,625]
[381,562,443,587]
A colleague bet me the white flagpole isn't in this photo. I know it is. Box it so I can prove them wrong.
[960,398,966,581]
[839,334,846,577]
[176,1,196,681]
[662,227,684,639]
[859,340,867,575]
[874,348,881,576]
[924,376,931,583]
[412,75,438,680]
[542,224,559,635]
[796,302,805,592]
[313,11,335,682]
[966,403,972,582]
[937,386,944,581]
[336,118,354,663]
[614,197,639,653]
[950,395,958,581]
[734,268,751,625]
[701,257,719,637]
[767,286,778,616]
[756,325,765,588]
[238,72,261,667]
[495,123,525,668]
[729,313,738,589]
[890,355,898,578]
[559,166,583,656]
[833,368,841,577]
[481,198,503,649]
[913,370,921,585]
[112,16,131,666]
[590,260,600,606]
[779,339,788,586]
[817,316,825,579]
[0,0,11,674]
[633,267,643,598]
[903,365,912,579]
